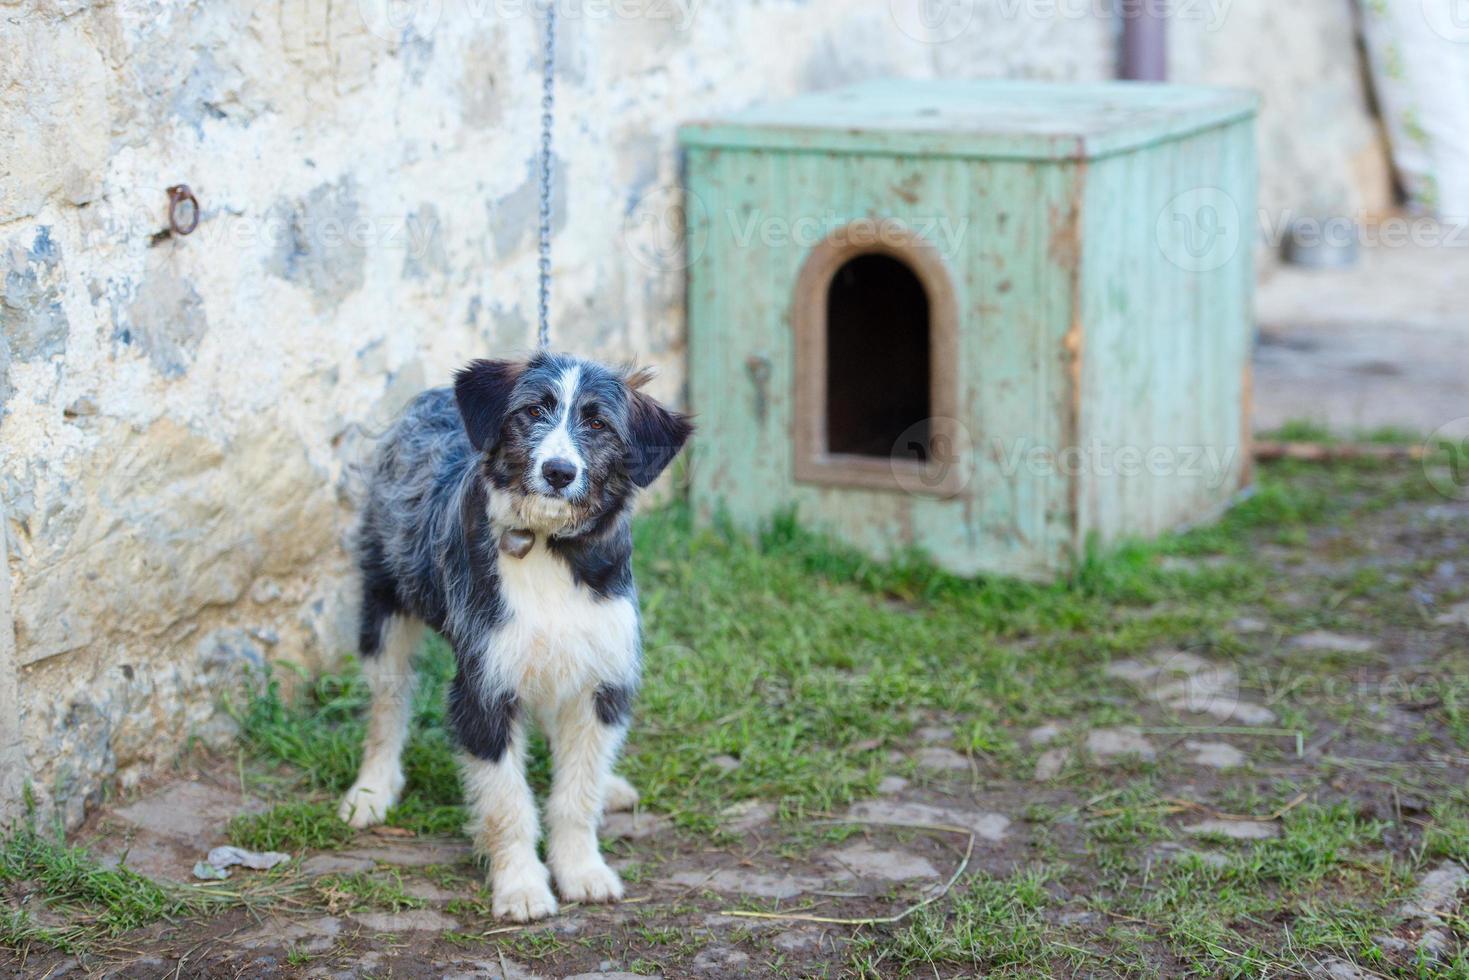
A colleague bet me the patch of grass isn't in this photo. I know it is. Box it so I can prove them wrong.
[313,871,423,914]
[1425,802,1469,866]
[853,865,1076,978]
[18,454,1437,974]
[0,824,199,951]
[1086,785,1174,851]
[231,490,1261,829]
[509,928,571,961]
[228,641,467,836]
[1126,803,1399,976]
[228,801,356,852]
[1229,803,1386,888]
[227,461,1427,834]
[0,906,72,954]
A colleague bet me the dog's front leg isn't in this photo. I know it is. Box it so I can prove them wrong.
[544,685,629,905]
[452,675,556,922]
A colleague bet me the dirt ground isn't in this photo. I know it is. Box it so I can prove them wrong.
[6,458,1469,978]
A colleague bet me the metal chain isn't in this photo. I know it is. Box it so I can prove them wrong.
[535,1,557,350]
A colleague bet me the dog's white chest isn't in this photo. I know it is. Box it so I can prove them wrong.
[490,540,638,702]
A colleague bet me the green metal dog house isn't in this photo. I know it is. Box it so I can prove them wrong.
[680,80,1259,579]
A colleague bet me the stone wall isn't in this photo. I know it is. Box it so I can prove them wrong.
[0,0,1113,827]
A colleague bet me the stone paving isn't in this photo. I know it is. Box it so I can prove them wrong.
[9,486,1469,977]
[18,615,1469,980]
[17,689,1469,979]
[1254,234,1469,434]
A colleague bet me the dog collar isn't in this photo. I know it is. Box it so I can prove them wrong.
[499,528,536,559]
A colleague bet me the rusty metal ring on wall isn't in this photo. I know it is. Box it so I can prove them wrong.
[167,185,199,236]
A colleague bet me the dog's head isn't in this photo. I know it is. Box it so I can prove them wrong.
[454,352,692,535]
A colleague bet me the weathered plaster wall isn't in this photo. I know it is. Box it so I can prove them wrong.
[0,0,1113,826]
[1170,0,1395,225]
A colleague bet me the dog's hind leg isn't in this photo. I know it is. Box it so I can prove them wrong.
[603,774,640,813]
[339,608,423,829]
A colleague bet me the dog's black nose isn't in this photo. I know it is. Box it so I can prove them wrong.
[541,458,578,491]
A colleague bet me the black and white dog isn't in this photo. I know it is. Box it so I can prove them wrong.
[338,352,691,922]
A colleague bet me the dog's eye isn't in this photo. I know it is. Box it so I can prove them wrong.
[527,405,545,420]
[588,418,606,431]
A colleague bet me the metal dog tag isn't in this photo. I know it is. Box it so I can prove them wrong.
[499,528,536,560]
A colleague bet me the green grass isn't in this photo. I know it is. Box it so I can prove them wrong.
[312,870,423,914]
[228,495,1269,834]
[7,447,1468,976]
[228,801,356,853]
[228,455,1432,838]
[0,823,204,952]
[852,865,1079,978]
[846,799,1413,978]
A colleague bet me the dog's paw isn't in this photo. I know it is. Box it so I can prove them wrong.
[554,859,625,905]
[337,772,402,828]
[492,866,558,922]
[603,775,640,813]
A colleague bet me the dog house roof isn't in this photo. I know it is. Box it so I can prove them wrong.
[679,79,1258,162]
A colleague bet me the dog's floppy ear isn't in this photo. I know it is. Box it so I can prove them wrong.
[454,359,522,453]
[623,384,693,489]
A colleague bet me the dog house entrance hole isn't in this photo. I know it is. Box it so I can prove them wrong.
[793,224,961,497]
[825,253,932,458]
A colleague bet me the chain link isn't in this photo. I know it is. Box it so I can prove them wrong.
[536,1,557,350]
